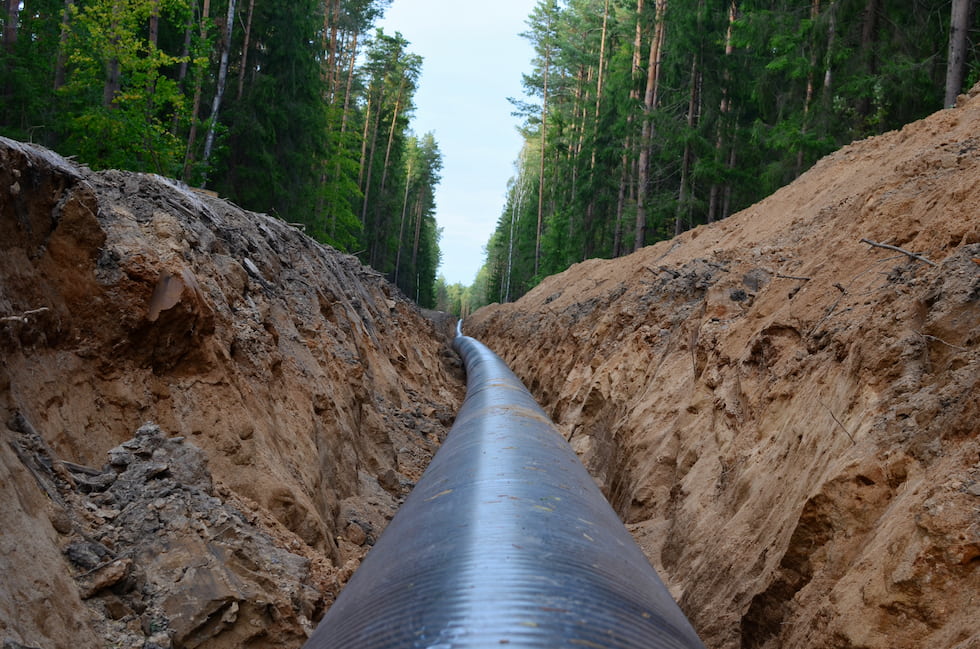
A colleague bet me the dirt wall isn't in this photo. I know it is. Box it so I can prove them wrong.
[0,137,462,647]
[467,89,980,649]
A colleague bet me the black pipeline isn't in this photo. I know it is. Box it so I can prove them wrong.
[303,324,706,649]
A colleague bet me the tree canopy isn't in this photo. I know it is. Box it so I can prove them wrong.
[0,0,444,307]
[471,0,978,310]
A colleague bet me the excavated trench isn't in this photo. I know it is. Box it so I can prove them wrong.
[4,78,980,649]
[0,136,690,649]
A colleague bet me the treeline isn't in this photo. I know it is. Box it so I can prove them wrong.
[0,0,442,306]
[477,0,977,306]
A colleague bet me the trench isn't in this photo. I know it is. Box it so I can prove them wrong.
[303,325,706,649]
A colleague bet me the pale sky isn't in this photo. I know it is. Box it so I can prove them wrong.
[378,0,536,285]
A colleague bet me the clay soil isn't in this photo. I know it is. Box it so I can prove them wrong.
[467,88,980,648]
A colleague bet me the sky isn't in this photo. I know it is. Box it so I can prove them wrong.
[378,0,537,286]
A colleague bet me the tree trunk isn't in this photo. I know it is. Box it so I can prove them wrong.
[394,155,414,287]
[797,0,820,176]
[635,0,667,251]
[340,31,359,133]
[379,88,404,200]
[148,0,160,48]
[236,0,256,100]
[411,189,426,300]
[327,29,359,239]
[675,55,700,237]
[708,0,737,223]
[373,87,405,266]
[595,0,610,120]
[325,0,342,100]
[175,9,193,86]
[182,0,211,181]
[3,0,19,53]
[358,93,373,188]
[201,0,238,180]
[945,0,974,107]
[360,90,384,258]
[54,0,74,90]
[535,30,551,277]
[855,0,880,125]
[722,147,735,218]
[103,1,123,108]
[614,0,644,254]
[822,1,837,100]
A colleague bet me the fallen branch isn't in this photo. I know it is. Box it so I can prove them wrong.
[776,273,812,281]
[818,399,856,444]
[914,329,969,352]
[0,307,50,324]
[859,238,937,267]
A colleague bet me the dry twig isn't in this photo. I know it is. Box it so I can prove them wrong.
[776,273,812,281]
[0,307,50,324]
[818,399,856,444]
[914,330,969,352]
[859,238,937,267]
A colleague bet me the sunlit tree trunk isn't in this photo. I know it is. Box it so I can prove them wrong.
[360,88,385,245]
[411,189,425,299]
[325,0,342,100]
[358,94,373,188]
[201,0,238,180]
[594,0,610,120]
[340,31,359,133]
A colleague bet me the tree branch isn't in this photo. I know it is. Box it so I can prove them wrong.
[776,273,812,281]
[859,238,937,267]
[818,399,856,444]
[0,307,50,324]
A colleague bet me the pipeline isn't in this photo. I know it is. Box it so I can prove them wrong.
[303,323,706,649]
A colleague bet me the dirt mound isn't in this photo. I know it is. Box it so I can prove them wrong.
[467,89,980,648]
[0,137,462,648]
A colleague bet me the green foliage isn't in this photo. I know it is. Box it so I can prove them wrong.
[59,0,191,174]
[467,0,973,309]
[0,0,445,307]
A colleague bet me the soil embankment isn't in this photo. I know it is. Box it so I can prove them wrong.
[467,89,980,648]
[0,137,462,647]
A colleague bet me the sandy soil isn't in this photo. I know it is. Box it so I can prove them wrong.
[467,87,980,648]
[0,138,462,647]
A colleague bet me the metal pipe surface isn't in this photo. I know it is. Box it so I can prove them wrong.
[303,327,706,649]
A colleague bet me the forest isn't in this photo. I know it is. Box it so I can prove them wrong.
[461,0,979,310]
[0,0,443,307]
[3,2,976,314]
